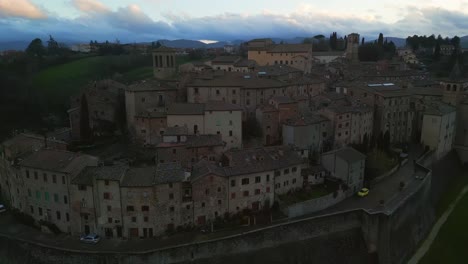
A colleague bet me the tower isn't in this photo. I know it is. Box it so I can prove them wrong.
[346,33,360,62]
[442,61,468,106]
[153,46,176,79]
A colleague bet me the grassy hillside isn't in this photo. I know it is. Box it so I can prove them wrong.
[32,54,152,109]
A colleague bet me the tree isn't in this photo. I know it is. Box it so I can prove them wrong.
[47,35,59,55]
[80,94,92,142]
[434,42,441,61]
[451,36,461,48]
[378,33,384,46]
[155,41,162,48]
[361,37,365,45]
[26,38,45,57]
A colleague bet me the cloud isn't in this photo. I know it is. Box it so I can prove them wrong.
[0,0,46,19]
[72,0,109,13]
[1,3,468,45]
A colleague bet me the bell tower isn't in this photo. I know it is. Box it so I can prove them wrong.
[346,33,360,62]
[153,46,176,79]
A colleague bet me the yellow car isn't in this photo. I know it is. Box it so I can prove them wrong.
[357,188,369,197]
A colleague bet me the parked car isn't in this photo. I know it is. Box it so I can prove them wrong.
[357,188,370,197]
[0,204,6,213]
[80,234,101,244]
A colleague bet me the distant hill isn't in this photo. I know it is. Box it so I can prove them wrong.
[461,35,468,48]
[367,37,406,47]
[156,39,231,49]
[0,41,30,51]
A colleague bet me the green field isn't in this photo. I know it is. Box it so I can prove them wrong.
[32,55,153,104]
[419,190,468,264]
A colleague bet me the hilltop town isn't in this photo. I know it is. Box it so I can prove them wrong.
[0,32,467,244]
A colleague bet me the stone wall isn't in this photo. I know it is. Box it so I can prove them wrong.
[283,190,347,218]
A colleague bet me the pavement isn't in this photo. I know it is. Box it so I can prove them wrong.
[0,144,430,253]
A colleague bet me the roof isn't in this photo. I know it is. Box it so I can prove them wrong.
[189,72,286,89]
[270,96,295,104]
[256,65,301,76]
[167,103,205,115]
[121,167,155,187]
[20,149,97,173]
[71,167,96,186]
[135,110,167,118]
[407,87,443,97]
[127,79,177,92]
[267,44,312,53]
[154,162,186,184]
[211,56,241,65]
[424,101,456,116]
[187,135,224,148]
[164,126,188,136]
[327,147,366,164]
[286,114,329,126]
[205,101,243,111]
[191,160,228,181]
[233,59,257,67]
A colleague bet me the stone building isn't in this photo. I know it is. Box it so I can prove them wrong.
[341,82,413,143]
[269,96,299,125]
[282,114,331,156]
[256,105,280,145]
[441,62,468,106]
[420,101,456,160]
[247,39,313,73]
[321,147,366,194]
[133,110,167,146]
[19,149,98,233]
[167,102,243,150]
[153,46,177,79]
[320,105,373,148]
[207,56,257,73]
[125,79,178,139]
[0,133,68,211]
[156,128,224,168]
[69,79,126,140]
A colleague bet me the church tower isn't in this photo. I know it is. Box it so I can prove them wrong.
[346,33,360,62]
[153,46,176,79]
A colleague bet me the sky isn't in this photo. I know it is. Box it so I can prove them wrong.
[0,0,468,43]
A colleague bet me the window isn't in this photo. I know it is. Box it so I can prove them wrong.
[231,192,236,199]
[103,192,110,200]
[243,191,249,197]
[107,206,112,212]
[78,185,86,191]
[241,178,249,185]
[292,167,297,173]
[38,207,43,216]
[64,195,68,204]
[66,213,70,222]
[132,217,137,223]
[169,193,174,199]
[30,206,34,214]
[52,175,56,183]
[275,171,280,177]
[194,88,199,94]
[28,189,31,197]
[34,171,38,180]
[292,178,297,184]
[246,99,250,105]
[232,90,236,95]
[62,176,66,185]
[170,207,175,212]
[216,89,220,95]
[232,99,237,104]
[44,192,49,201]
[284,169,290,175]
[54,193,59,203]
[229,130,233,136]
[127,206,135,212]
[266,174,270,182]
[218,200,222,205]
[255,176,261,183]
[217,187,221,192]
[266,187,271,193]
[142,206,149,212]
[172,149,176,154]
[205,189,209,195]
[56,211,61,220]
[104,180,109,186]
[230,179,236,187]
[255,189,261,195]
[186,204,191,210]
[108,218,112,223]
[201,202,205,208]
[141,97,146,103]
[26,170,30,178]
[36,190,41,200]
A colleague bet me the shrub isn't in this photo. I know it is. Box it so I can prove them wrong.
[38,220,61,234]
[11,209,37,229]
